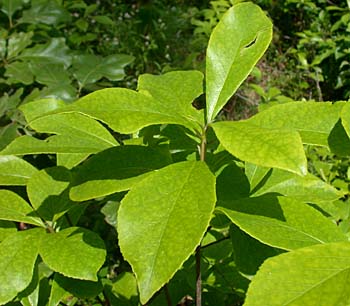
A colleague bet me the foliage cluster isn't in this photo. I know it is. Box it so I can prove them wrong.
[0,1,350,306]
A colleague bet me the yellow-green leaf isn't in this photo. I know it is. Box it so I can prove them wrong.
[206,2,272,122]
[245,242,350,306]
[212,121,307,175]
[118,161,216,304]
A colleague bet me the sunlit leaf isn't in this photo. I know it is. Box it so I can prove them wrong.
[118,161,216,304]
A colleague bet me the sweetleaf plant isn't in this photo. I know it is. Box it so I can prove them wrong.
[1,2,350,306]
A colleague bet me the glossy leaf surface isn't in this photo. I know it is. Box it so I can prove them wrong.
[248,101,344,146]
[217,195,347,250]
[39,227,106,281]
[0,134,112,155]
[19,38,71,68]
[206,2,272,121]
[118,161,216,304]
[28,112,117,147]
[252,168,343,203]
[57,88,200,134]
[138,70,204,124]
[0,189,43,226]
[245,242,350,306]
[70,146,171,201]
[0,155,38,185]
[72,54,134,88]
[212,121,307,175]
[0,229,43,305]
[20,98,66,122]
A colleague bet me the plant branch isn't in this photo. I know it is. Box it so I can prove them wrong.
[195,125,208,306]
[195,246,202,306]
[164,284,172,306]
[201,236,230,249]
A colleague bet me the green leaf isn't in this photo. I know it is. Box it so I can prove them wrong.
[0,0,28,17]
[57,88,199,133]
[19,38,72,68]
[137,70,204,125]
[0,155,38,185]
[19,0,71,25]
[230,224,282,278]
[216,163,250,202]
[0,220,17,242]
[217,195,347,250]
[93,15,114,25]
[27,167,74,222]
[72,54,134,88]
[244,242,350,306]
[70,146,172,201]
[0,189,44,226]
[20,98,66,122]
[30,61,71,87]
[252,168,343,203]
[5,61,34,84]
[27,112,117,147]
[101,201,119,227]
[118,161,216,304]
[7,32,33,59]
[212,121,307,175]
[39,227,106,281]
[49,273,102,305]
[0,123,18,151]
[341,102,350,139]
[206,2,272,122]
[0,228,43,305]
[56,153,89,169]
[248,101,345,146]
[328,120,350,157]
[104,272,138,304]
[245,162,271,192]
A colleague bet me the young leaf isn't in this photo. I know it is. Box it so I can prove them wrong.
[137,70,204,125]
[212,121,307,176]
[217,195,347,250]
[0,228,43,305]
[0,155,38,185]
[70,146,172,201]
[0,190,44,227]
[118,161,216,304]
[206,2,272,122]
[245,242,350,306]
[39,227,106,281]
[248,101,345,146]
